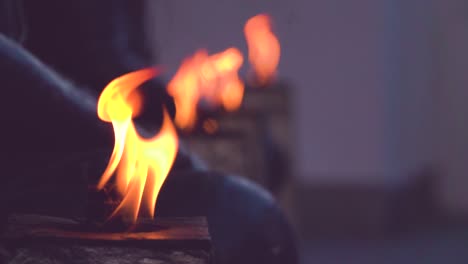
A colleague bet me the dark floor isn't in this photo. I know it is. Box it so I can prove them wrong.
[300,229,468,264]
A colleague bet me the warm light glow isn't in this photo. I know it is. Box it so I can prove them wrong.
[202,118,219,134]
[244,14,281,85]
[167,48,244,130]
[97,68,178,223]
[166,14,280,131]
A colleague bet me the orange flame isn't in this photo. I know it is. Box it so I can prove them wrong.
[97,68,178,223]
[167,48,244,130]
[244,14,281,85]
[166,14,280,131]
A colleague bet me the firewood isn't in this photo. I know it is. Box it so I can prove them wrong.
[2,214,212,264]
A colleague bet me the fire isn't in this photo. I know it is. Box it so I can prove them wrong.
[97,68,178,223]
[244,14,281,85]
[167,14,280,130]
[93,13,279,223]
[167,48,244,130]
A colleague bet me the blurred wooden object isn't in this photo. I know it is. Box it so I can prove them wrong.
[2,214,212,264]
[183,80,292,197]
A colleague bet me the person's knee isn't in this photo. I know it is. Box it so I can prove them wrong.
[158,171,298,264]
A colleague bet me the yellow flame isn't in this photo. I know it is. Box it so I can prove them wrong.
[97,68,178,223]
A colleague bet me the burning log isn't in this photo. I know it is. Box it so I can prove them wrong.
[2,214,212,264]
[0,163,299,264]
[1,168,298,264]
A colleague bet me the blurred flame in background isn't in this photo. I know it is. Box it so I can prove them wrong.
[168,13,280,131]
[167,48,244,130]
[245,14,281,86]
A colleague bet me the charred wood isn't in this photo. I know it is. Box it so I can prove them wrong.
[2,214,212,264]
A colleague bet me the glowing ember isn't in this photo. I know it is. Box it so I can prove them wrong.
[202,119,219,134]
[167,48,244,130]
[97,68,178,223]
[244,14,281,86]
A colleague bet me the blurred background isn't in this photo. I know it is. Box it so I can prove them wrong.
[143,0,468,263]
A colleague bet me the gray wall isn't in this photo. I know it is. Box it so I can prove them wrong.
[434,0,468,212]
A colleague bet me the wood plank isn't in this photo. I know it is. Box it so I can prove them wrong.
[2,214,212,264]
[4,214,211,250]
